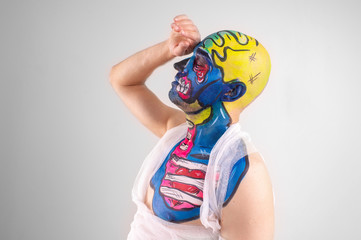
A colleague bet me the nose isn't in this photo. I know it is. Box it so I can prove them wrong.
[173,57,190,72]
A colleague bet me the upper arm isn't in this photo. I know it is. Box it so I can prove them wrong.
[111,84,186,137]
[220,153,274,240]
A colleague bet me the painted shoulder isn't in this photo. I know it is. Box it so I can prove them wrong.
[223,155,250,206]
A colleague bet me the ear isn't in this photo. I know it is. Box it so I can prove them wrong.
[221,81,247,102]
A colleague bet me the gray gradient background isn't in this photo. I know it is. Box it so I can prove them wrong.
[1,0,360,239]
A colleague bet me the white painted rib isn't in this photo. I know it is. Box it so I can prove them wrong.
[171,157,208,172]
[164,174,204,191]
[160,186,203,206]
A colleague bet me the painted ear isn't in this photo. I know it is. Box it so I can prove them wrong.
[221,81,247,102]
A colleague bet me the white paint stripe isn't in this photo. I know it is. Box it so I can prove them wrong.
[172,157,208,172]
[160,187,203,206]
[164,174,204,191]
[220,108,226,119]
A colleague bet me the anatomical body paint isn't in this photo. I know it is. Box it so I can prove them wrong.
[151,110,249,222]
[151,31,271,222]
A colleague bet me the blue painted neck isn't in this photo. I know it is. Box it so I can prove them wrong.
[185,101,231,149]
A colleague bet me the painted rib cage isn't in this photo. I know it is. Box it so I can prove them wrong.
[160,154,207,209]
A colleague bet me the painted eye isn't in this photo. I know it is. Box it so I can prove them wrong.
[193,58,209,83]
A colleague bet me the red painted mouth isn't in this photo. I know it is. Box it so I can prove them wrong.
[177,77,191,99]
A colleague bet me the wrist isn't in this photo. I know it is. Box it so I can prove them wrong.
[163,39,176,60]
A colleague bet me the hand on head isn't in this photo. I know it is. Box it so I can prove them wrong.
[168,15,201,57]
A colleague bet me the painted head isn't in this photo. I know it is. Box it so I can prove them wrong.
[169,30,271,123]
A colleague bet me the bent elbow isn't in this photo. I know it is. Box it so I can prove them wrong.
[109,65,127,89]
[109,65,118,86]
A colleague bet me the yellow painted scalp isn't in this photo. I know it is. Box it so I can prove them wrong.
[201,31,271,111]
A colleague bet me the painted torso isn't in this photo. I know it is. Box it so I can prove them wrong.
[148,103,249,223]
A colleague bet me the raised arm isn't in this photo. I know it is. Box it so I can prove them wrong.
[109,15,201,137]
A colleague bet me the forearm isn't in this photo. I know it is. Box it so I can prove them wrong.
[109,40,174,87]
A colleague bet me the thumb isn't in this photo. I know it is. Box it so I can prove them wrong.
[179,41,190,55]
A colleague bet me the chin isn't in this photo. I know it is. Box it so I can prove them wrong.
[168,90,186,111]
[168,90,205,114]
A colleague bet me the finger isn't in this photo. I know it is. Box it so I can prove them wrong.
[174,14,189,21]
[171,23,181,32]
[173,47,183,57]
[180,41,190,48]
[175,21,198,32]
[174,19,194,26]
[176,23,198,34]
[174,41,189,56]
[181,42,191,55]
[181,30,201,42]
[186,39,195,47]
[178,24,199,33]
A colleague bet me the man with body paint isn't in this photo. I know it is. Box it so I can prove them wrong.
[110,15,274,240]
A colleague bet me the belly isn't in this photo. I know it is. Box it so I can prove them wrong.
[144,184,203,226]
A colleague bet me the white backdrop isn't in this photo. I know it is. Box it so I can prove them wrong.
[1,0,361,239]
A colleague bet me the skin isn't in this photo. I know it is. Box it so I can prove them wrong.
[109,15,274,240]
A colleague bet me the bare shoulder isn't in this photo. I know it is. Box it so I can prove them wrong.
[220,152,274,240]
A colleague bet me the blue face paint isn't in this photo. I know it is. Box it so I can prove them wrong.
[169,44,225,113]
